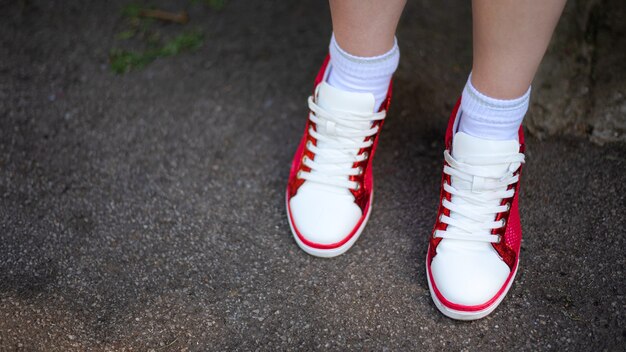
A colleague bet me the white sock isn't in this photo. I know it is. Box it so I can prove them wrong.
[459,74,531,141]
[327,34,399,111]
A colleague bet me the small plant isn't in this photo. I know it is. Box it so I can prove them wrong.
[110,2,205,74]
[109,31,204,74]
[121,3,143,19]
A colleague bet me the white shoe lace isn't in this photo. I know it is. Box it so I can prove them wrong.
[434,150,525,243]
[297,94,385,190]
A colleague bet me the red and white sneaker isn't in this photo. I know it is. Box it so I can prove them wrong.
[286,56,392,258]
[426,99,526,320]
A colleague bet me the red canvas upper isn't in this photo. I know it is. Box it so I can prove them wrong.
[286,55,393,250]
[426,98,525,312]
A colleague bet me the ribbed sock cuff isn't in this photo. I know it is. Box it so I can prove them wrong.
[459,74,531,141]
[327,34,399,110]
[329,34,400,79]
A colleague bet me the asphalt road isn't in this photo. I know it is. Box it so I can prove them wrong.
[1,0,624,350]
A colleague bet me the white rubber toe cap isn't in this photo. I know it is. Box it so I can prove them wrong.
[430,240,510,306]
[289,183,362,245]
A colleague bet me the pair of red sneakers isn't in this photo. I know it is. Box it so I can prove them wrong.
[286,57,526,320]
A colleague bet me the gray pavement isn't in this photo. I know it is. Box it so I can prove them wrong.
[1,1,625,350]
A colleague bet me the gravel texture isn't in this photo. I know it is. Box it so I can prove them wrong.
[1,1,624,350]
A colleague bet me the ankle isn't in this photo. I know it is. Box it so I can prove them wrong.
[326,34,399,111]
[458,74,530,141]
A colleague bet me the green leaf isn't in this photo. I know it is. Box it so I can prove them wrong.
[116,30,136,40]
[121,3,142,19]
[109,32,204,74]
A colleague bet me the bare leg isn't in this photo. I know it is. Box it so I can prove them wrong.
[471,0,566,99]
[329,0,406,56]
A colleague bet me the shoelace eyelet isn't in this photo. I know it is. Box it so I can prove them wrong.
[354,183,360,191]
[296,170,303,179]
[505,202,511,211]
[500,218,507,227]
[356,166,363,175]
[361,151,369,159]
[302,155,308,164]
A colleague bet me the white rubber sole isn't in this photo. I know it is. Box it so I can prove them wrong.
[426,256,519,321]
[286,192,373,258]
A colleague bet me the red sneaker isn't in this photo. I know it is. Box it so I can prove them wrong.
[426,99,526,320]
[286,56,392,257]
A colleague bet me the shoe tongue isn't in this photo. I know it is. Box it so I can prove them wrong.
[452,132,519,175]
[316,82,376,114]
